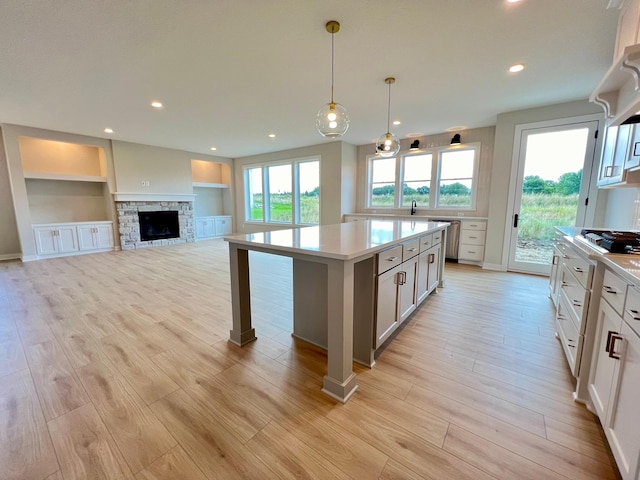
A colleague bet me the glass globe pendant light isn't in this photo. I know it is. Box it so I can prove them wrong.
[375,77,400,157]
[316,21,350,137]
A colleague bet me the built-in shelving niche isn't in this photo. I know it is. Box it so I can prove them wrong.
[19,136,112,224]
[191,159,233,218]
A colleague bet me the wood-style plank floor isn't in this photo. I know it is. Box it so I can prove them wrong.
[0,238,621,479]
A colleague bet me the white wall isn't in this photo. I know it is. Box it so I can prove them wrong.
[485,100,605,269]
[0,128,21,259]
[193,187,225,217]
[26,179,109,224]
[603,187,640,229]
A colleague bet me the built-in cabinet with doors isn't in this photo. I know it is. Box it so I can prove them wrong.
[375,230,442,348]
[588,270,640,480]
[18,136,116,259]
[597,124,640,187]
[191,159,234,239]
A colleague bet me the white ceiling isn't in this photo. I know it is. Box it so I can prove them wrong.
[0,0,619,158]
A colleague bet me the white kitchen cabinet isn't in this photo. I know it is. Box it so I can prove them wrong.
[77,223,114,251]
[195,215,232,240]
[195,217,216,239]
[597,124,640,187]
[589,277,640,480]
[398,256,418,323]
[606,321,640,480]
[589,299,623,419]
[33,221,115,258]
[33,225,79,256]
[549,237,564,307]
[215,216,232,236]
[459,220,486,263]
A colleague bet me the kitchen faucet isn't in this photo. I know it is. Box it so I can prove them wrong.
[411,200,417,215]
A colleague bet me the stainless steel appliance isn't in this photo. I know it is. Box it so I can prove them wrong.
[432,219,460,261]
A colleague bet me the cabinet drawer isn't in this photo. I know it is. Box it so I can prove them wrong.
[556,294,583,377]
[402,239,420,261]
[602,269,628,316]
[561,251,593,289]
[459,245,484,261]
[624,285,640,337]
[460,229,486,246]
[559,265,589,332]
[377,245,403,274]
[419,234,432,252]
[461,221,486,231]
[432,230,443,245]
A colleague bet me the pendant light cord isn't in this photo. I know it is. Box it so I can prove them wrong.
[330,31,335,104]
[386,80,392,134]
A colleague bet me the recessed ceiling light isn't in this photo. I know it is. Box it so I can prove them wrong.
[151,101,163,108]
[507,0,522,3]
[268,133,276,138]
[210,147,217,151]
[393,120,401,126]
[104,128,113,134]
[509,64,525,73]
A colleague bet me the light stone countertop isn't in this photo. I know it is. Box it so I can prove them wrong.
[556,226,640,285]
[345,213,488,221]
[225,220,450,261]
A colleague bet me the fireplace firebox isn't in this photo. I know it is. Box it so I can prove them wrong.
[138,211,180,241]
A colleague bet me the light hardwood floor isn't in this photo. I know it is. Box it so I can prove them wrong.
[0,239,621,479]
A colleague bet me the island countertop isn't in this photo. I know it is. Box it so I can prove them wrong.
[224,219,450,261]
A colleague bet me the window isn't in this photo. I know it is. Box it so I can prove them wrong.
[370,157,396,207]
[366,143,480,210]
[244,158,320,225]
[402,153,432,207]
[437,149,475,208]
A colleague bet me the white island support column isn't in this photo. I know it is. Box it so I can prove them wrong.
[322,258,358,402]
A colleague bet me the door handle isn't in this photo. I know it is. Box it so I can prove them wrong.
[513,214,519,228]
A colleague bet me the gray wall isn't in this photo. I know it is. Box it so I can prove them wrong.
[0,128,21,259]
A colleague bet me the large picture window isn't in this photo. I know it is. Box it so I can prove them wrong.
[367,144,480,210]
[244,158,320,225]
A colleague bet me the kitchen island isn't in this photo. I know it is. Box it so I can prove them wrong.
[225,219,449,403]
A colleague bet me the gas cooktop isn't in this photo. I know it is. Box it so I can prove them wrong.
[580,229,640,254]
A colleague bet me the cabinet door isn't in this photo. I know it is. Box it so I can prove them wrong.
[600,125,630,186]
[95,224,114,249]
[34,228,58,255]
[607,322,640,480]
[427,244,441,293]
[375,265,400,348]
[77,225,97,251]
[549,243,562,306]
[589,300,623,419]
[625,124,640,171]
[416,251,429,304]
[598,126,619,186]
[398,256,417,323]
[56,226,78,253]
[215,217,232,236]
[195,219,208,239]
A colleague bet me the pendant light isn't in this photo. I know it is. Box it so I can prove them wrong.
[375,77,400,157]
[316,20,350,138]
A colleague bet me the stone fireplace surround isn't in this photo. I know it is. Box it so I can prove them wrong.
[115,200,195,250]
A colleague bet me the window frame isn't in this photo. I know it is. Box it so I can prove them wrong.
[243,156,320,226]
[366,142,481,211]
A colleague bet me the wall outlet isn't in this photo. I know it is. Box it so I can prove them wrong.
[457,212,464,216]
[141,180,150,187]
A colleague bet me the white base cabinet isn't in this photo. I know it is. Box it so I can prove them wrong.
[33,222,114,258]
[459,220,486,263]
[195,215,232,239]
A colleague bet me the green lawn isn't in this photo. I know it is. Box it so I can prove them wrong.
[249,194,319,224]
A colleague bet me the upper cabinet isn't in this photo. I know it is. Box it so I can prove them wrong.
[597,124,640,187]
[191,159,230,188]
[19,136,107,182]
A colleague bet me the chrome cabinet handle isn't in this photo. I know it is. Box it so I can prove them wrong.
[605,165,614,177]
[573,267,583,273]
[386,256,399,262]
[603,286,617,294]
[572,299,581,307]
[407,248,417,252]
[397,271,406,285]
[629,309,640,321]
[561,281,569,287]
[428,253,435,264]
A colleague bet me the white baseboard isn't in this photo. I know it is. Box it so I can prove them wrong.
[21,255,38,262]
[482,262,506,271]
[0,253,21,261]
